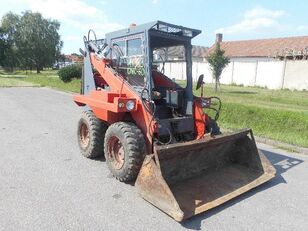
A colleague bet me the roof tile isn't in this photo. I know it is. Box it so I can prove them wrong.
[207,36,308,57]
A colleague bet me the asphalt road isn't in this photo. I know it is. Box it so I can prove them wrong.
[1,87,307,231]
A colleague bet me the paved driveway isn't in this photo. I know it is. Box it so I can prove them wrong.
[0,87,307,231]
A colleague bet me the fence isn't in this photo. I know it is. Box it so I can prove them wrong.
[163,60,308,90]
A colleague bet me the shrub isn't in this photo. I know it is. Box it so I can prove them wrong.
[58,64,82,82]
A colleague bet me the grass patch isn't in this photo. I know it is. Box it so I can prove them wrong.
[0,76,38,87]
[0,70,80,93]
[22,75,80,93]
[190,83,308,112]
[218,103,308,147]
[186,82,308,147]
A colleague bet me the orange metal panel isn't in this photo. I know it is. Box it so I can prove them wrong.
[74,55,154,153]
[194,98,207,139]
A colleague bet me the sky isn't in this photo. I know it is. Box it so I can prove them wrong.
[1,0,308,54]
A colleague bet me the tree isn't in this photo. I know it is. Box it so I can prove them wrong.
[0,27,5,63]
[0,12,20,71]
[206,43,230,92]
[15,11,62,73]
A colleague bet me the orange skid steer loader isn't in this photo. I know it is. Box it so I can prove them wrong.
[73,21,276,221]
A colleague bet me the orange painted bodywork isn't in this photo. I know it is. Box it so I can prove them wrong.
[152,71,176,88]
[74,54,154,152]
[194,98,208,139]
[73,54,207,152]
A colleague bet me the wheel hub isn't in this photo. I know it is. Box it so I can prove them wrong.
[107,136,125,170]
[79,122,90,148]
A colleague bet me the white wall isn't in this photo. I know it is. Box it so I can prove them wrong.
[232,61,256,86]
[162,62,186,80]
[255,61,284,89]
[165,59,308,90]
[193,62,212,83]
[284,60,308,90]
[219,62,233,84]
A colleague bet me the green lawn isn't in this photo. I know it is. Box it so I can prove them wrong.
[0,70,80,93]
[0,77,38,87]
[192,84,308,147]
[22,75,81,93]
[1,70,308,147]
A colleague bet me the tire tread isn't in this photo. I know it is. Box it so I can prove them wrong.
[104,122,146,182]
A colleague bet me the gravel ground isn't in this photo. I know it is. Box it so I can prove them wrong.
[0,87,307,231]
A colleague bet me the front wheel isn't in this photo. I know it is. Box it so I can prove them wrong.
[104,122,146,182]
[77,111,108,158]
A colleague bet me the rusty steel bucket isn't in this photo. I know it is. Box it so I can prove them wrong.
[135,129,276,221]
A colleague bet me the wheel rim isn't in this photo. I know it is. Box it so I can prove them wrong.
[79,122,90,148]
[107,136,125,170]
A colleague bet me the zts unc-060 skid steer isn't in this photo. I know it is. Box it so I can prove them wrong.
[73,21,276,221]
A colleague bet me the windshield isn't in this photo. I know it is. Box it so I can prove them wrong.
[111,34,146,88]
[153,45,185,62]
[152,44,187,82]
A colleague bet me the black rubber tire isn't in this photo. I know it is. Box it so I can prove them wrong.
[104,122,146,182]
[206,117,221,136]
[77,110,108,158]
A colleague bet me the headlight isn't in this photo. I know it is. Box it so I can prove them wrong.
[126,100,135,111]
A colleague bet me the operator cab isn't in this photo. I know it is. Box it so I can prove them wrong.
[104,21,201,144]
[151,43,187,118]
[147,23,200,143]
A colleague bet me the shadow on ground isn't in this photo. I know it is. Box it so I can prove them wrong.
[181,149,304,230]
[93,156,136,186]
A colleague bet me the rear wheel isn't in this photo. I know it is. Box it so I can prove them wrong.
[104,122,146,182]
[77,111,108,158]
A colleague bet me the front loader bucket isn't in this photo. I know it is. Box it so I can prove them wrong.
[135,129,276,221]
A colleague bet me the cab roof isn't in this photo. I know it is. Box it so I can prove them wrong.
[105,20,201,41]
